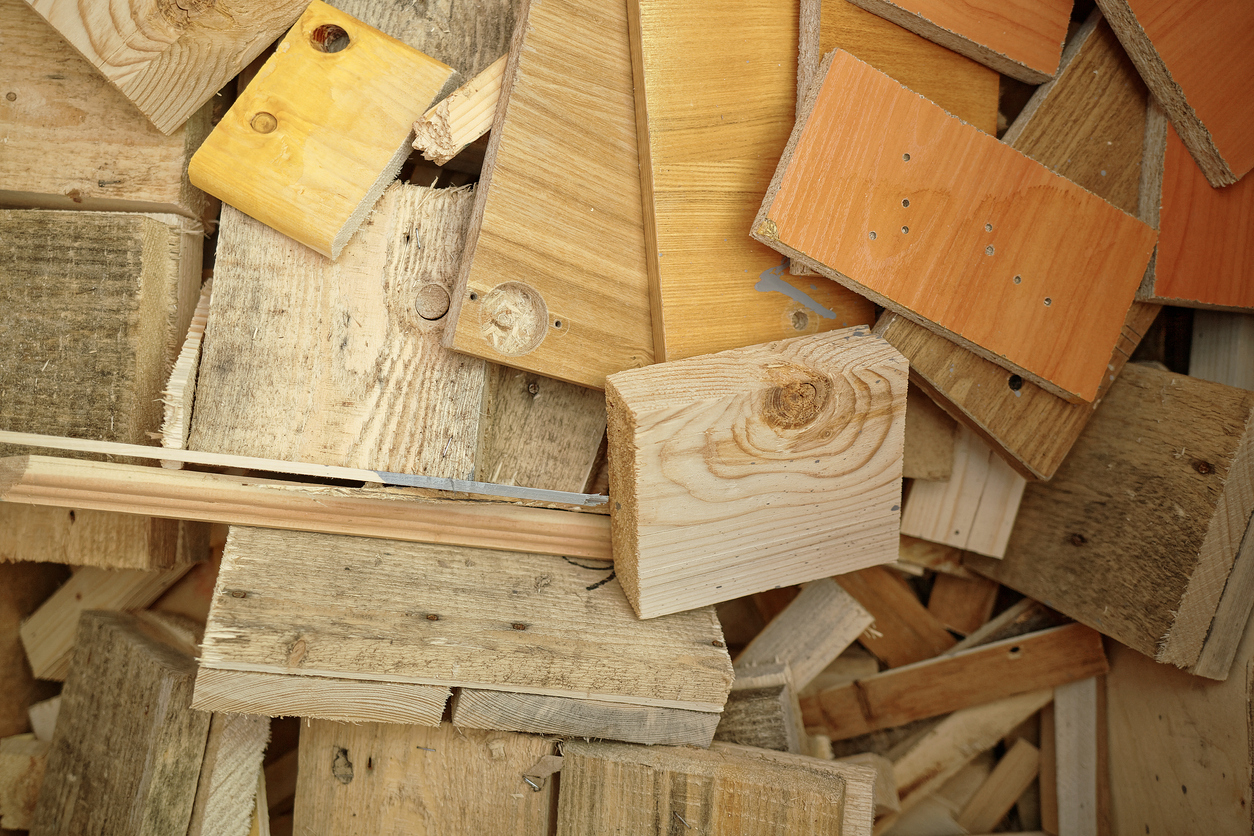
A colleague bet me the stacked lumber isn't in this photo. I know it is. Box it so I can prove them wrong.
[2,0,1253,833]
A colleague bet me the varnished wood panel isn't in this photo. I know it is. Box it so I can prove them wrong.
[755,49,1157,404]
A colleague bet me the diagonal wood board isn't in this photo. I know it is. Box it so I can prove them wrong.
[753,49,1158,404]
[445,0,654,389]
[1095,0,1254,186]
[629,0,875,364]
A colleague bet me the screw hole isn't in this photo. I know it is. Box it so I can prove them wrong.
[868,231,877,240]
[985,223,993,232]
[791,310,809,331]
[553,319,562,328]
[901,226,909,234]
[310,24,350,53]
[901,198,910,207]
[1044,297,1052,306]
[1008,375,1023,391]
[902,153,911,161]
[468,292,478,301]
[1013,275,1022,284]
[985,245,995,256]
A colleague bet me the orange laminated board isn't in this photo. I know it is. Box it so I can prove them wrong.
[1139,106,1254,311]
[753,49,1158,404]
[628,0,875,364]
[1095,0,1254,187]
[846,0,1071,83]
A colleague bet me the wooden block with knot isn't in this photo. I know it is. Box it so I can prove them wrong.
[606,327,907,619]
[189,1,459,258]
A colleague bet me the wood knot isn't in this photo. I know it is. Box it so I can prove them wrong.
[763,378,828,429]
[331,748,354,784]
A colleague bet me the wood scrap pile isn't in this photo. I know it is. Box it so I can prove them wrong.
[0,0,1250,833]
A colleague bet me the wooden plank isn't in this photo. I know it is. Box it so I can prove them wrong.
[735,578,873,690]
[1137,101,1254,310]
[414,55,506,165]
[329,0,517,77]
[966,363,1254,678]
[900,425,1027,558]
[714,664,808,754]
[189,2,457,258]
[187,713,271,836]
[0,505,190,571]
[754,50,1157,405]
[1191,312,1254,391]
[0,735,48,831]
[897,535,973,578]
[629,0,875,364]
[23,0,305,134]
[1054,677,1099,836]
[30,611,211,836]
[292,721,555,836]
[927,574,999,637]
[798,0,999,134]
[801,623,1108,741]
[0,456,612,560]
[946,598,1071,657]
[556,740,876,835]
[835,565,957,668]
[0,0,212,220]
[834,752,899,817]
[903,385,956,481]
[607,328,907,619]
[955,737,1040,833]
[1094,0,1254,186]
[445,0,653,389]
[198,527,732,722]
[878,12,1156,481]
[450,689,719,747]
[845,0,1070,82]
[20,562,199,682]
[0,564,66,739]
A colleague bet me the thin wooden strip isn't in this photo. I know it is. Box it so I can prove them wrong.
[955,737,1040,833]
[835,566,957,668]
[413,55,507,165]
[1054,677,1099,836]
[161,279,212,459]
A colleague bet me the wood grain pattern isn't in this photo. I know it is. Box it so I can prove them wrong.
[955,737,1040,833]
[1095,0,1254,186]
[629,0,875,363]
[607,329,907,619]
[845,0,1070,82]
[755,49,1157,404]
[30,611,211,836]
[0,734,47,830]
[714,664,807,754]
[0,0,212,220]
[0,456,613,560]
[191,186,485,473]
[801,624,1108,741]
[414,55,506,165]
[556,740,876,836]
[1138,102,1254,310]
[292,721,555,836]
[187,713,270,836]
[835,565,956,668]
[900,425,1027,558]
[446,0,653,389]
[1191,311,1254,391]
[199,527,732,716]
[926,573,999,637]
[24,0,305,133]
[902,386,956,481]
[877,13,1157,481]
[967,363,1254,678]
[189,2,457,258]
[0,505,186,571]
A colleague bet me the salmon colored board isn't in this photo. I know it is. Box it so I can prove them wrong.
[753,50,1158,404]
[847,0,1071,83]
[1096,0,1254,186]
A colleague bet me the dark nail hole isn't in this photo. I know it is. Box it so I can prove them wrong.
[1069,533,1087,546]
[310,24,350,53]
[469,292,478,301]
[553,320,562,328]
[425,613,440,621]
[901,198,910,207]
[512,622,527,631]
[902,153,911,161]
[1007,375,1022,391]
[1195,461,1213,474]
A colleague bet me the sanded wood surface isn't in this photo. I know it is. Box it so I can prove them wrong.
[414,54,506,165]
[607,329,906,619]
[927,573,999,637]
[0,734,47,830]
[900,425,1026,558]
[191,186,485,473]
[756,50,1156,404]
[200,527,732,714]
[446,0,653,389]
[630,0,874,364]
[1139,104,1254,310]
[1191,312,1254,391]
[0,564,66,739]
[189,2,457,258]
[846,0,1069,82]
[0,209,200,448]
[557,740,875,835]
[1095,0,1254,186]
[967,363,1254,678]
[30,611,211,836]
[798,0,998,134]
[0,0,212,219]
[187,713,270,836]
[903,386,956,481]
[735,578,873,689]
[0,456,612,559]
[879,13,1155,480]
[0,505,185,571]
[293,721,555,836]
[835,565,956,667]
[24,0,304,133]
[801,624,1108,740]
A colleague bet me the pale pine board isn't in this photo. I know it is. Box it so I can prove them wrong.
[629,0,875,364]
[847,0,1070,82]
[24,0,306,134]
[1096,0,1254,186]
[755,50,1157,404]
[606,328,907,619]
[1139,104,1254,310]
[446,0,654,389]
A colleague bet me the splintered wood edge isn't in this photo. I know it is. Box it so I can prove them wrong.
[413,54,506,165]
[1094,0,1237,187]
[192,668,450,725]
[161,280,213,460]
[845,0,1059,83]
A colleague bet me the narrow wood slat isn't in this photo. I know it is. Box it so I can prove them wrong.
[835,566,956,668]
